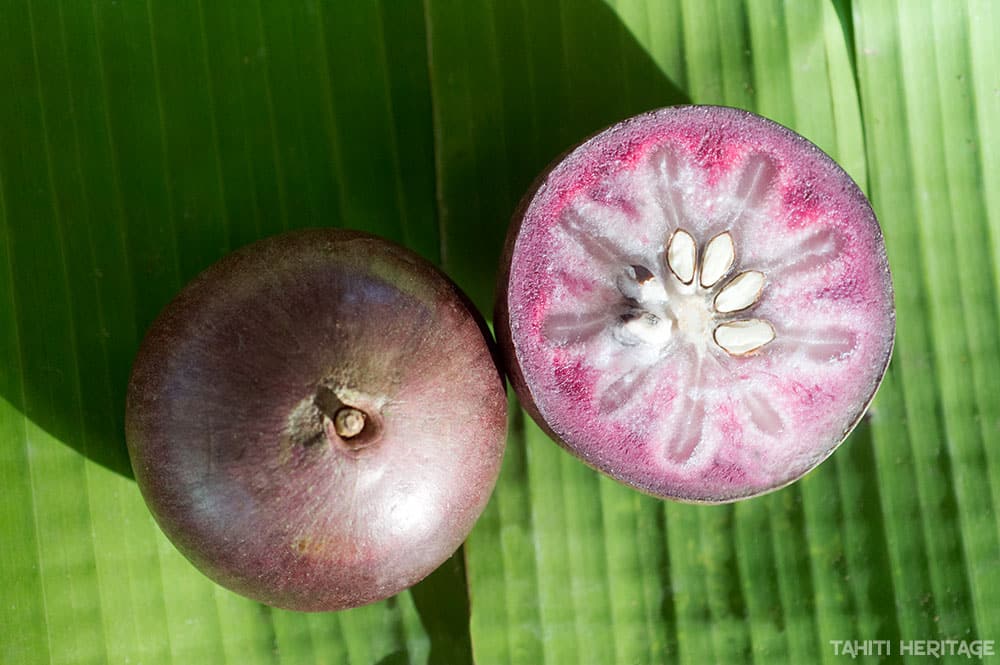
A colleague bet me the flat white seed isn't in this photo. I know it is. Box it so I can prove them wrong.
[714,270,765,313]
[713,319,775,356]
[700,231,735,288]
[667,229,696,284]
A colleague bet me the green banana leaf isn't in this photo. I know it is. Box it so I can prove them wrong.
[1,1,997,663]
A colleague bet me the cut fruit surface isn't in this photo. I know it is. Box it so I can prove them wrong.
[496,105,895,503]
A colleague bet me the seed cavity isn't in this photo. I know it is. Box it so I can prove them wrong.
[617,311,672,346]
[667,229,696,284]
[714,319,775,356]
[714,270,765,313]
[631,264,655,283]
[637,277,669,304]
[612,227,775,358]
[700,231,735,288]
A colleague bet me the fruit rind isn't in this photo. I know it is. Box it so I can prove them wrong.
[127,228,507,610]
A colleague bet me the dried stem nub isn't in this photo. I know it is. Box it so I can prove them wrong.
[334,407,366,439]
[315,385,369,442]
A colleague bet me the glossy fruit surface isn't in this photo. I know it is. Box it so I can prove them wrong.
[126,229,507,611]
[496,105,894,503]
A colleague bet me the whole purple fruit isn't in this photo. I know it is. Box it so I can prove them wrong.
[126,229,507,611]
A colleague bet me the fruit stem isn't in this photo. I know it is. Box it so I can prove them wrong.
[314,386,375,448]
[333,407,366,439]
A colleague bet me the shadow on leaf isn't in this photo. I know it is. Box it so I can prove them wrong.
[1,1,689,662]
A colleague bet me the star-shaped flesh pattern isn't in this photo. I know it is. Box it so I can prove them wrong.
[498,106,895,502]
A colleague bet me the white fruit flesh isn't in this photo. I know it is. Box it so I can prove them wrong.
[502,106,895,502]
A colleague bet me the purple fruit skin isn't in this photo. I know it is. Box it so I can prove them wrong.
[496,106,895,502]
[126,229,507,611]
